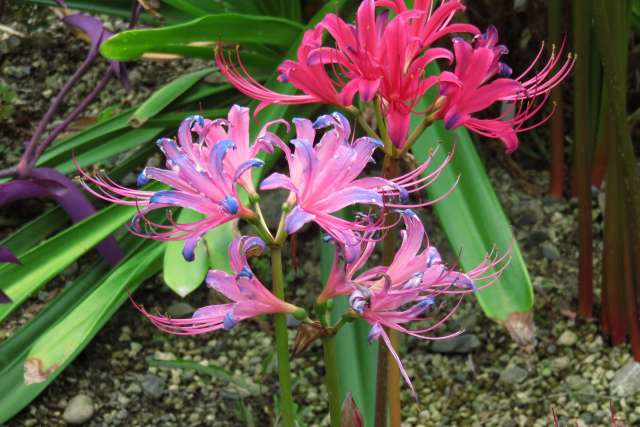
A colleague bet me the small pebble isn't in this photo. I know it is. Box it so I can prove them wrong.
[557,330,578,346]
[62,394,94,425]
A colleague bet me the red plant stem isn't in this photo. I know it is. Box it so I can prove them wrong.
[548,88,564,199]
[547,0,565,199]
[605,157,626,346]
[572,0,594,318]
[622,217,640,360]
[16,43,100,178]
[374,155,401,427]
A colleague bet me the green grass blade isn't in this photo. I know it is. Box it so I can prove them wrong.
[100,14,304,61]
[129,68,214,127]
[411,121,534,321]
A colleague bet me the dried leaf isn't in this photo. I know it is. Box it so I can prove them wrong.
[292,321,333,356]
[23,358,58,385]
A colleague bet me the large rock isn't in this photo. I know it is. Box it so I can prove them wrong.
[610,360,640,397]
[62,394,94,424]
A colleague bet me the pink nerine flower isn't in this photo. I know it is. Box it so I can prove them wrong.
[435,26,574,152]
[320,210,509,393]
[136,236,301,335]
[216,0,476,147]
[216,27,351,113]
[200,105,284,195]
[260,112,448,262]
[313,0,478,146]
[77,108,270,261]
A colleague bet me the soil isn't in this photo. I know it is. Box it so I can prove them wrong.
[1,2,638,427]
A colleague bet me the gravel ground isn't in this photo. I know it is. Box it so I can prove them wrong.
[2,3,639,427]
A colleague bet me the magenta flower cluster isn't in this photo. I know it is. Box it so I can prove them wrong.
[81,0,568,392]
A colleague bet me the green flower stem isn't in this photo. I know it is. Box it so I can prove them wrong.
[270,245,296,427]
[374,98,395,157]
[398,115,434,158]
[321,309,342,427]
[345,106,382,142]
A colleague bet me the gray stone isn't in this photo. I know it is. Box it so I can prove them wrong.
[167,302,195,318]
[541,243,561,260]
[550,356,570,371]
[557,330,578,346]
[610,360,640,397]
[125,382,142,395]
[524,230,547,249]
[141,374,165,398]
[62,394,94,425]
[500,365,528,385]
[4,65,31,78]
[430,334,481,354]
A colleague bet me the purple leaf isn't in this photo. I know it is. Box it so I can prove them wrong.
[0,289,10,304]
[62,13,129,90]
[0,246,20,265]
[30,168,124,265]
[0,169,124,266]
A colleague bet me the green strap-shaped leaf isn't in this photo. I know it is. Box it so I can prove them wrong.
[0,208,67,258]
[100,14,304,61]
[0,240,163,424]
[322,241,378,427]
[24,241,163,377]
[411,121,533,320]
[0,183,163,323]
[162,209,210,298]
[129,68,215,127]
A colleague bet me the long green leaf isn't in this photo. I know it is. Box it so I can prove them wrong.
[322,242,377,427]
[100,14,304,61]
[129,68,214,127]
[24,241,163,378]
[0,233,146,372]
[52,127,165,175]
[0,208,67,258]
[0,183,162,322]
[162,209,210,297]
[26,0,194,24]
[411,121,533,320]
[0,241,163,424]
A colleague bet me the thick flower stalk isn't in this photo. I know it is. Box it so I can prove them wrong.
[135,236,303,334]
[320,210,509,393]
[434,25,575,152]
[260,112,450,262]
[77,107,276,261]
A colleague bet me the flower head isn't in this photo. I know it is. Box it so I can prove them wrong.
[313,0,478,146]
[136,236,301,335]
[216,0,477,148]
[320,210,509,393]
[435,26,574,152]
[260,112,446,262]
[77,108,267,261]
